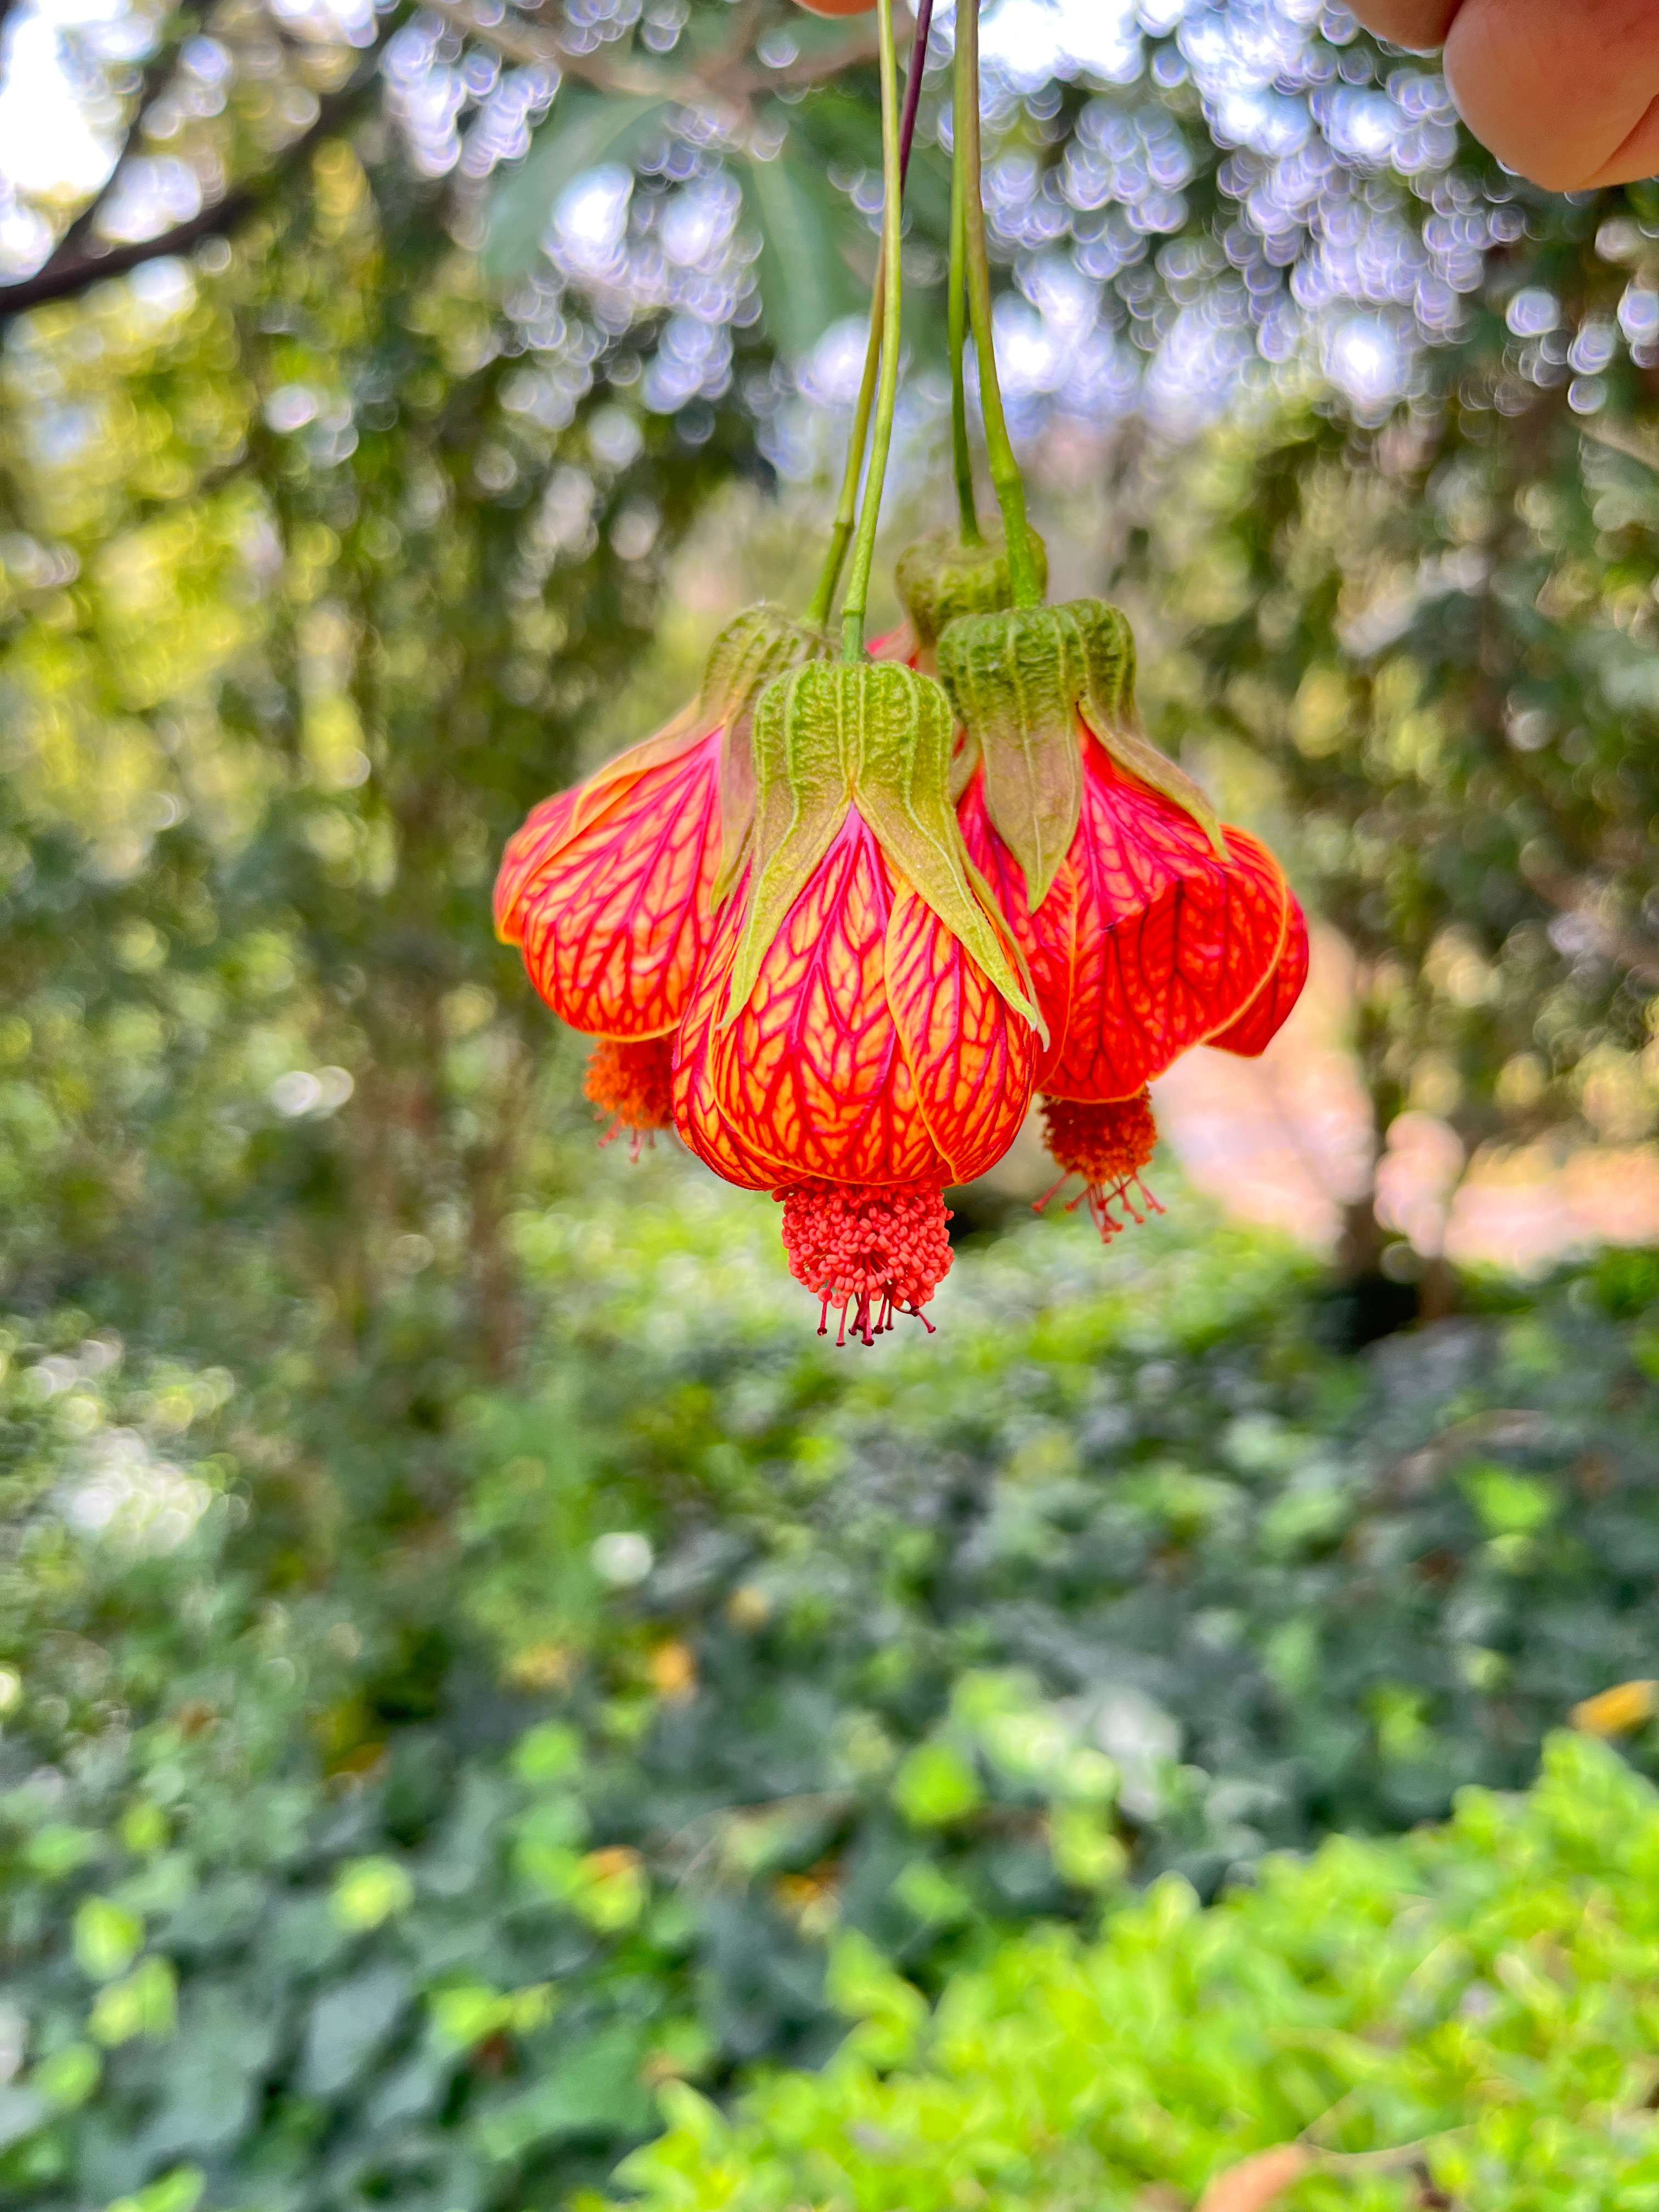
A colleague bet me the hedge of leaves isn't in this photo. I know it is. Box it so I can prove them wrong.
[613,1730,1659,2212]
[3,1179,1659,2209]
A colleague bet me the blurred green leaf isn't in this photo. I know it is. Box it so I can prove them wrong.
[891,1739,981,1827]
[89,1956,177,2047]
[475,2025,653,2160]
[737,147,867,360]
[484,91,675,287]
[74,1898,144,1983]
[329,1858,415,1932]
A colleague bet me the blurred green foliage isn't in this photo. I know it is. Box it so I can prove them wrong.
[6,9,1659,2208]
[1129,187,1659,1212]
[3,1193,1659,2207]
[612,1729,1659,2211]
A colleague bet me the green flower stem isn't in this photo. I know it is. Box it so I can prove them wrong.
[805,291,883,629]
[949,119,982,548]
[839,0,905,663]
[806,0,934,632]
[956,0,1041,609]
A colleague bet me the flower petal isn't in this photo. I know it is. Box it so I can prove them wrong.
[1070,730,1222,926]
[514,731,722,1039]
[709,813,941,1185]
[884,874,1037,1184]
[494,702,709,947]
[494,786,578,946]
[673,890,778,1193]
[1047,817,1291,1101]
[958,769,1077,1088]
[1209,890,1310,1058]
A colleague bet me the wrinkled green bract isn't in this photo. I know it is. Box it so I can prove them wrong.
[615,1733,1659,2211]
[938,598,1226,904]
[721,658,1039,1028]
[697,606,836,902]
[893,528,1049,655]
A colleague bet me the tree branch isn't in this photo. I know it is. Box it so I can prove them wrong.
[416,0,661,94]
[37,0,213,283]
[0,0,905,321]
[0,64,380,320]
[414,0,898,105]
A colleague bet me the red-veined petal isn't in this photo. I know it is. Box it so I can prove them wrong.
[672,884,778,1192]
[708,812,939,1185]
[514,731,722,1039]
[958,768,1077,1087]
[884,873,1037,1183]
[1209,889,1310,1058]
[1047,811,1291,1102]
[494,787,578,945]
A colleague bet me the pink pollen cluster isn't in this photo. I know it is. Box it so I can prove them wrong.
[585,1036,675,1160]
[1038,1090,1165,1242]
[777,1179,955,1347]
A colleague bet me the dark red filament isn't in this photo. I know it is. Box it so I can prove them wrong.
[585,1035,675,1161]
[1036,1091,1165,1244]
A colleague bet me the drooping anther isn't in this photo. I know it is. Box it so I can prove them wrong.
[777,1179,953,1346]
[585,1036,675,1161]
[1036,1091,1164,1243]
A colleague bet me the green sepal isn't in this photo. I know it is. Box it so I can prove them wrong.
[720,661,856,1026]
[854,666,1042,1035]
[947,719,981,805]
[895,527,1050,654]
[936,598,1226,906]
[699,606,836,906]
[720,659,1041,1033]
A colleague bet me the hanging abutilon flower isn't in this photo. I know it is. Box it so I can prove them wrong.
[494,608,832,1149]
[939,597,1308,1239]
[667,0,1048,1344]
[674,658,1042,1342]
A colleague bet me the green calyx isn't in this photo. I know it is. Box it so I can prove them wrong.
[700,605,837,904]
[894,527,1052,655]
[720,658,1040,1033]
[936,597,1226,906]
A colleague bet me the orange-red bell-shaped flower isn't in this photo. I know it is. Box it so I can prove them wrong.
[941,599,1307,1238]
[675,657,1040,1341]
[494,608,832,1144]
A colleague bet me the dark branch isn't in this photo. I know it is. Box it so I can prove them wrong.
[0,65,381,320]
[38,0,213,283]
[1,189,261,318]
[413,0,899,104]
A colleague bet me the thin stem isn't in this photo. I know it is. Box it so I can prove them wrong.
[805,288,883,628]
[948,111,981,546]
[805,0,934,629]
[839,0,903,660]
[957,0,1041,607]
[897,0,934,183]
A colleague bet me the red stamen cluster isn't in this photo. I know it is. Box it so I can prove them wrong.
[777,1178,954,1346]
[585,1036,675,1160]
[1038,1091,1164,1242]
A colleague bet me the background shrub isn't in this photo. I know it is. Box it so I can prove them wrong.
[612,1731,1659,2212]
[3,1186,1658,2208]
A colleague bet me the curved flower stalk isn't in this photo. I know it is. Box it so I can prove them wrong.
[943,599,1307,1239]
[494,607,832,1144]
[674,658,1042,1341]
